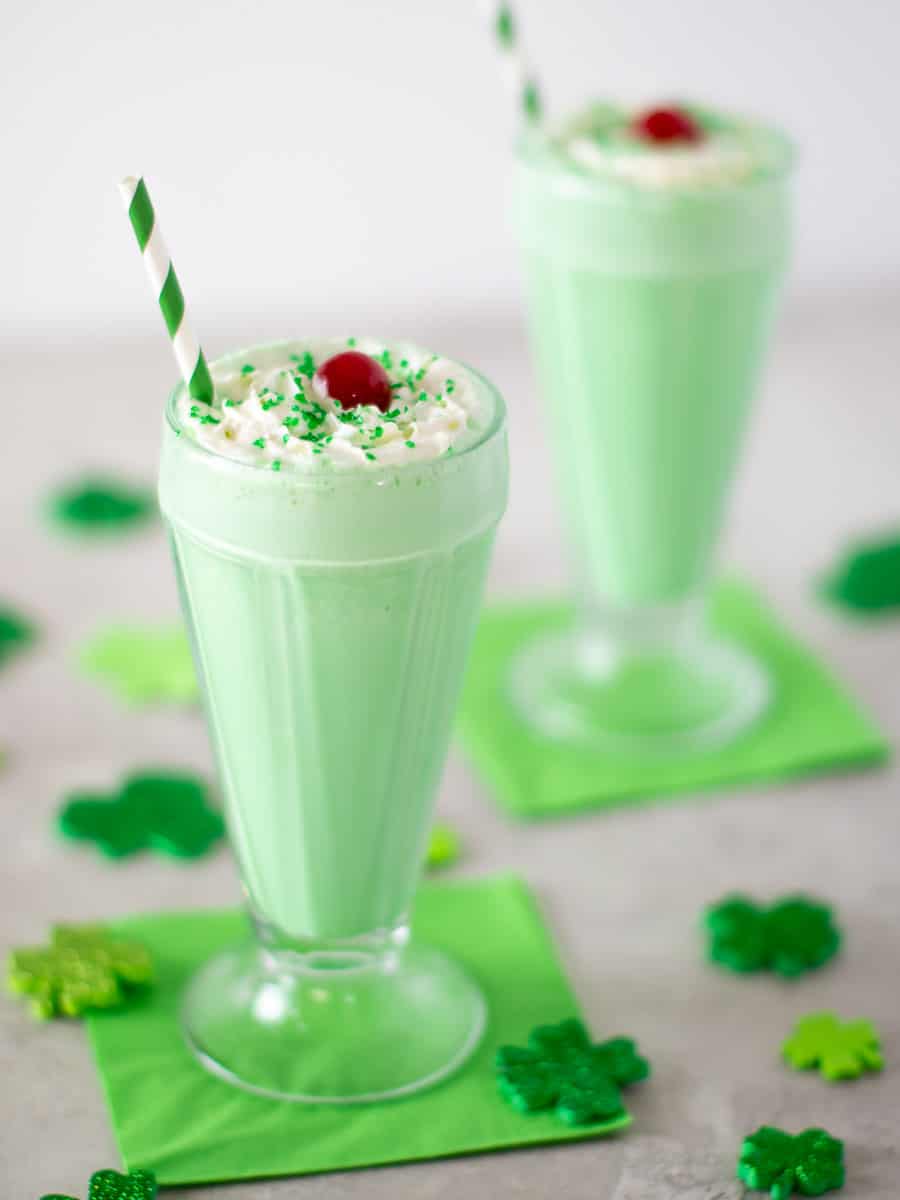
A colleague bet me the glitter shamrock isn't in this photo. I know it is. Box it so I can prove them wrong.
[823,535,900,613]
[705,895,841,978]
[48,477,155,532]
[78,624,198,705]
[0,604,36,668]
[426,823,460,870]
[782,1012,883,1081]
[8,925,153,1019]
[58,770,224,859]
[737,1127,844,1199]
[41,1167,157,1200]
[495,1017,649,1125]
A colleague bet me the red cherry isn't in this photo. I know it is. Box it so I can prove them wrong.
[314,351,392,412]
[632,106,703,145]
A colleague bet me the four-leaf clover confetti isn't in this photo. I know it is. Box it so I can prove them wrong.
[783,1012,883,1081]
[8,925,153,1019]
[495,1017,650,1125]
[425,823,460,870]
[41,1167,157,1200]
[0,603,36,669]
[822,535,900,614]
[737,1126,844,1199]
[58,770,224,859]
[78,624,198,705]
[47,477,155,533]
[705,895,841,978]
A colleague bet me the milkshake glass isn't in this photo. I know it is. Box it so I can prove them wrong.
[512,105,793,753]
[159,338,508,1101]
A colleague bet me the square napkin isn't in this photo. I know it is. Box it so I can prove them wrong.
[86,875,628,1186]
[457,580,888,819]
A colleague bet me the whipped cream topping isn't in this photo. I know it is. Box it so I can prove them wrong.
[176,338,486,471]
[555,104,782,190]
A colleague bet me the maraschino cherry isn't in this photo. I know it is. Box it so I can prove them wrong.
[632,106,702,145]
[314,351,392,413]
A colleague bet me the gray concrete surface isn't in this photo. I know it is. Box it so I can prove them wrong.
[3,292,900,1196]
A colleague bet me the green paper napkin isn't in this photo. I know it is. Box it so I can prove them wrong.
[457,581,888,819]
[86,876,629,1186]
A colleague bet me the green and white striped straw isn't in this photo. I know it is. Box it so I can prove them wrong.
[480,2,542,125]
[118,176,214,405]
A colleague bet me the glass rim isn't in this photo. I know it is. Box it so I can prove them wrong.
[165,337,508,482]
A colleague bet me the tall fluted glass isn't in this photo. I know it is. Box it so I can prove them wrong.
[511,132,792,753]
[159,341,508,1101]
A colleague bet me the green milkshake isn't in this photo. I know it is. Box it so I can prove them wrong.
[512,103,793,752]
[159,337,508,1100]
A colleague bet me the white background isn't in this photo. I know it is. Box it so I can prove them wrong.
[3,0,899,346]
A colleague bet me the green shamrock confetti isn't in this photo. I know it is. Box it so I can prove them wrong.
[78,624,198,705]
[0,604,36,668]
[783,1012,883,1081]
[495,1017,649,1125]
[705,895,841,978]
[8,925,153,1020]
[58,770,224,859]
[426,823,460,869]
[41,1167,157,1200]
[48,477,155,532]
[822,534,900,613]
[737,1126,844,1199]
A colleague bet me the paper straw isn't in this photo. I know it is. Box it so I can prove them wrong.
[118,176,214,405]
[480,2,542,125]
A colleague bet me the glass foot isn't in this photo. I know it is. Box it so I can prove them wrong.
[181,939,486,1103]
[509,628,770,756]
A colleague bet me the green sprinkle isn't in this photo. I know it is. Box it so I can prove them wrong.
[417,391,428,403]
[295,352,316,379]
[312,446,323,454]
[390,382,404,391]
[373,426,384,439]
[445,379,456,394]
[365,452,376,462]
[241,364,255,375]
[283,416,300,429]
[190,404,221,426]
[405,440,416,448]
[347,337,357,347]
[385,408,401,420]
[282,435,289,444]
[399,358,409,369]
[252,438,265,449]
[377,350,393,370]
[271,460,282,472]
